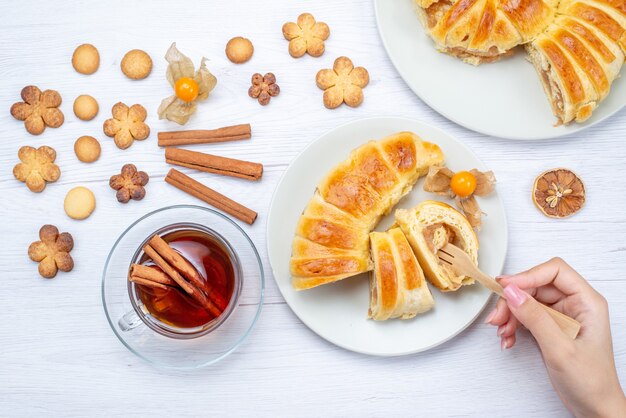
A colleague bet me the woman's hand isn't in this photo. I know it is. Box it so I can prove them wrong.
[485,257,626,417]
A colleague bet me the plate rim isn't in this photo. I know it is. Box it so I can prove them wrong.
[266,116,509,356]
[373,0,626,141]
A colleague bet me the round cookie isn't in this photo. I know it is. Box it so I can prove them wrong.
[64,187,96,220]
[73,95,99,121]
[121,49,153,79]
[225,37,254,64]
[72,44,100,75]
[74,136,101,163]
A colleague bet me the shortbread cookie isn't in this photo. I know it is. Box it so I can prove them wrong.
[72,44,100,75]
[121,49,153,79]
[225,37,254,64]
[74,136,101,163]
[73,94,99,121]
[64,186,96,220]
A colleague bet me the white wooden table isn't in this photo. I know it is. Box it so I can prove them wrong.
[1,1,624,416]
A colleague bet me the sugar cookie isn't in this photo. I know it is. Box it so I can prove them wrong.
[74,136,101,163]
[121,49,153,79]
[73,95,99,121]
[64,186,96,220]
[72,44,100,75]
[225,37,254,64]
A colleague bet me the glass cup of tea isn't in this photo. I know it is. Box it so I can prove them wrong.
[102,205,264,369]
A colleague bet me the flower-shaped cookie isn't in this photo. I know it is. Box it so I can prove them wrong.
[103,102,150,149]
[13,146,61,192]
[282,13,330,58]
[248,73,280,105]
[316,57,369,109]
[10,86,64,135]
[157,43,217,125]
[109,164,149,203]
[28,225,74,278]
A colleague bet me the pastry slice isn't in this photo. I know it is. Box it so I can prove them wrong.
[291,132,445,290]
[526,1,625,124]
[414,0,558,65]
[369,228,435,321]
[395,201,478,292]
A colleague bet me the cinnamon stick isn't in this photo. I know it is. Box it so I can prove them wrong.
[142,243,222,318]
[129,263,176,286]
[148,235,204,288]
[165,147,263,181]
[158,124,251,147]
[129,276,169,291]
[165,168,257,225]
[142,244,195,295]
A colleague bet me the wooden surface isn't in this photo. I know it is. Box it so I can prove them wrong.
[0,0,624,416]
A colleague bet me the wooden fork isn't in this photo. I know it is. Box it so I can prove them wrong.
[438,243,581,339]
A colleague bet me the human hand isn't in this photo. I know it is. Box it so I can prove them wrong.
[485,257,626,417]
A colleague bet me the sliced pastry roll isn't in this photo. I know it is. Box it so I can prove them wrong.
[291,132,445,290]
[414,0,558,65]
[526,0,625,124]
[395,201,478,292]
[369,228,435,321]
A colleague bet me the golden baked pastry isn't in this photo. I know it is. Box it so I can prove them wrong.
[414,0,558,64]
[526,1,625,124]
[72,44,100,74]
[73,94,98,121]
[121,49,153,79]
[290,132,445,290]
[395,200,478,292]
[369,228,435,321]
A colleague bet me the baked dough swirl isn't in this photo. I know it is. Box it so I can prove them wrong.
[290,132,445,290]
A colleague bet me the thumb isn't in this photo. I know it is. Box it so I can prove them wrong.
[503,284,567,350]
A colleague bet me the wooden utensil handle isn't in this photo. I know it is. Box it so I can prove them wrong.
[540,304,581,339]
[473,270,581,339]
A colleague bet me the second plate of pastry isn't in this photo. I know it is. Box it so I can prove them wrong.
[267,117,508,356]
[374,0,626,140]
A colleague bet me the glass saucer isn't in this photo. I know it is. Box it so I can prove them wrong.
[102,205,264,369]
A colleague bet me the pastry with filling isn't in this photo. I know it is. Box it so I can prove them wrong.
[395,200,478,292]
[369,228,435,321]
[414,0,558,65]
[290,132,445,290]
[526,1,625,124]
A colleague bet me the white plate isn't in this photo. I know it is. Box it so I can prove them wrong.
[374,0,626,140]
[267,117,508,356]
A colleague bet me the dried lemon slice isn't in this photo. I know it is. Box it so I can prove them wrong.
[532,168,585,218]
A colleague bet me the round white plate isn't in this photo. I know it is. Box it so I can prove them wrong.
[374,0,626,140]
[267,117,508,356]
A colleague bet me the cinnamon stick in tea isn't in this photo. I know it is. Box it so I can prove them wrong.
[129,263,176,286]
[165,168,258,225]
[158,124,251,147]
[142,243,222,318]
[148,235,204,288]
[165,147,263,181]
[142,244,195,296]
[129,276,169,291]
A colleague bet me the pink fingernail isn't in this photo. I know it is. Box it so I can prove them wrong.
[504,284,526,308]
[484,308,497,324]
[501,339,509,351]
[497,325,506,337]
